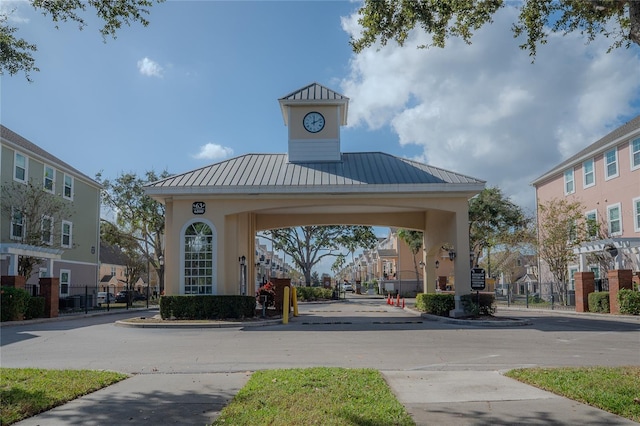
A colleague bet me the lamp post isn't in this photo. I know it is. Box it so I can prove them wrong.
[159,255,165,296]
[239,255,246,295]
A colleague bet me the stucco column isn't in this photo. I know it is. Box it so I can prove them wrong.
[574,272,594,313]
[608,269,633,315]
[451,204,471,318]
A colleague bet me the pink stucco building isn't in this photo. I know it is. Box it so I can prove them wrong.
[532,115,640,288]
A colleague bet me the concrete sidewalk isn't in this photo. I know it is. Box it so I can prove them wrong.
[15,370,638,425]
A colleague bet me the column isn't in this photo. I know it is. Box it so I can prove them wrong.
[574,272,594,313]
[608,269,633,315]
[39,277,60,318]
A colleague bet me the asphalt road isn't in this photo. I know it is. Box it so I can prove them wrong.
[2,296,639,374]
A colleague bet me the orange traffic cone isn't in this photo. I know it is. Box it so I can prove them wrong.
[402,298,405,309]
[386,294,391,305]
[396,294,400,307]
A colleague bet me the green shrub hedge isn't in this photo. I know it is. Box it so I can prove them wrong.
[159,295,256,320]
[296,286,332,301]
[461,293,496,316]
[415,293,455,316]
[25,296,45,320]
[618,289,640,315]
[1,286,31,321]
[588,291,610,313]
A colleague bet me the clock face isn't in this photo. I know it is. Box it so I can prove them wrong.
[303,112,325,133]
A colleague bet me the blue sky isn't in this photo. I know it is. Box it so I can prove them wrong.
[3,1,640,265]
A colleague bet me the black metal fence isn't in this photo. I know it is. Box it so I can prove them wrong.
[494,282,578,311]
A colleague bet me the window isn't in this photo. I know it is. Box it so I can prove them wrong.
[632,138,640,170]
[183,221,215,295]
[564,169,575,194]
[607,204,622,236]
[568,268,578,291]
[60,270,70,297]
[41,215,53,245]
[585,210,598,238]
[582,158,595,188]
[14,152,27,182]
[44,165,55,192]
[61,221,72,248]
[634,197,640,232]
[110,266,116,277]
[604,148,618,179]
[10,207,25,240]
[63,174,73,200]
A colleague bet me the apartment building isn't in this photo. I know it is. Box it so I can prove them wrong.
[0,125,101,298]
[531,115,640,287]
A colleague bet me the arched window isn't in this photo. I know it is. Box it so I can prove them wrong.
[183,221,215,294]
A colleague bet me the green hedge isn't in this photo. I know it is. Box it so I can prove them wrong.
[461,293,496,316]
[159,295,256,320]
[296,286,332,301]
[588,291,610,313]
[415,293,455,316]
[1,286,31,321]
[25,296,45,320]
[618,289,640,315]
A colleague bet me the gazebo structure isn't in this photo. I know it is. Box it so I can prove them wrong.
[145,83,485,316]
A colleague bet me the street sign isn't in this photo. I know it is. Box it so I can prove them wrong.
[471,268,486,290]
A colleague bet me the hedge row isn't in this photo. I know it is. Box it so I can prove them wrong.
[159,295,256,320]
[415,292,495,317]
[296,286,332,301]
[1,287,45,322]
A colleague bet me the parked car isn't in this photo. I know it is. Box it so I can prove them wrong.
[341,282,354,292]
[97,292,116,306]
[115,290,147,303]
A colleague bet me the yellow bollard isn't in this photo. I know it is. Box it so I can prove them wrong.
[292,286,299,317]
[283,287,289,324]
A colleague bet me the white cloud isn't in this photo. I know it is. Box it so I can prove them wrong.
[340,6,640,212]
[193,143,234,161]
[137,57,163,78]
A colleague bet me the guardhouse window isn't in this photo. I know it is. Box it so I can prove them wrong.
[184,222,214,295]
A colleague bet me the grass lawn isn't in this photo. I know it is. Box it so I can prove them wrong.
[0,368,128,425]
[506,366,640,422]
[211,367,414,426]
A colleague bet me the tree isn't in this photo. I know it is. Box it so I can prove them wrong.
[397,229,423,284]
[96,170,169,293]
[468,187,529,274]
[537,197,589,304]
[351,1,640,60]
[1,0,164,81]
[262,225,378,286]
[101,221,146,302]
[0,179,73,278]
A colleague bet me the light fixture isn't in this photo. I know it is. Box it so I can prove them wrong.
[239,255,246,266]
[419,260,425,268]
[448,250,456,261]
[435,260,440,269]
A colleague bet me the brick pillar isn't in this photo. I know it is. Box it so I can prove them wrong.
[608,269,633,315]
[39,277,59,318]
[1,275,27,290]
[574,272,594,313]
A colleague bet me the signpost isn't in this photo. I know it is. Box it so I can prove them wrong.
[471,268,486,309]
[471,268,486,290]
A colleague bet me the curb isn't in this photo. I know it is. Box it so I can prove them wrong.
[402,305,533,327]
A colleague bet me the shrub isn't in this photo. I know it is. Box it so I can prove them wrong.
[296,286,332,301]
[160,295,256,320]
[1,286,31,321]
[618,289,640,315]
[25,296,45,319]
[588,292,610,313]
[415,293,455,316]
[461,293,496,316]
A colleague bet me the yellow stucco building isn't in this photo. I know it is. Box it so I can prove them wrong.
[144,83,485,316]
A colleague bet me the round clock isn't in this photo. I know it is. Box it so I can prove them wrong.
[303,112,325,133]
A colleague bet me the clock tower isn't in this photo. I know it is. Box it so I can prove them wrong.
[279,82,349,163]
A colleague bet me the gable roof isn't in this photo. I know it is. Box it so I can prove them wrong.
[100,242,128,265]
[145,152,485,197]
[531,114,640,186]
[279,82,349,126]
[1,125,101,188]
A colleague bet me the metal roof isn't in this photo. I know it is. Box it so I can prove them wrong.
[531,114,640,186]
[279,82,348,102]
[145,152,485,196]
